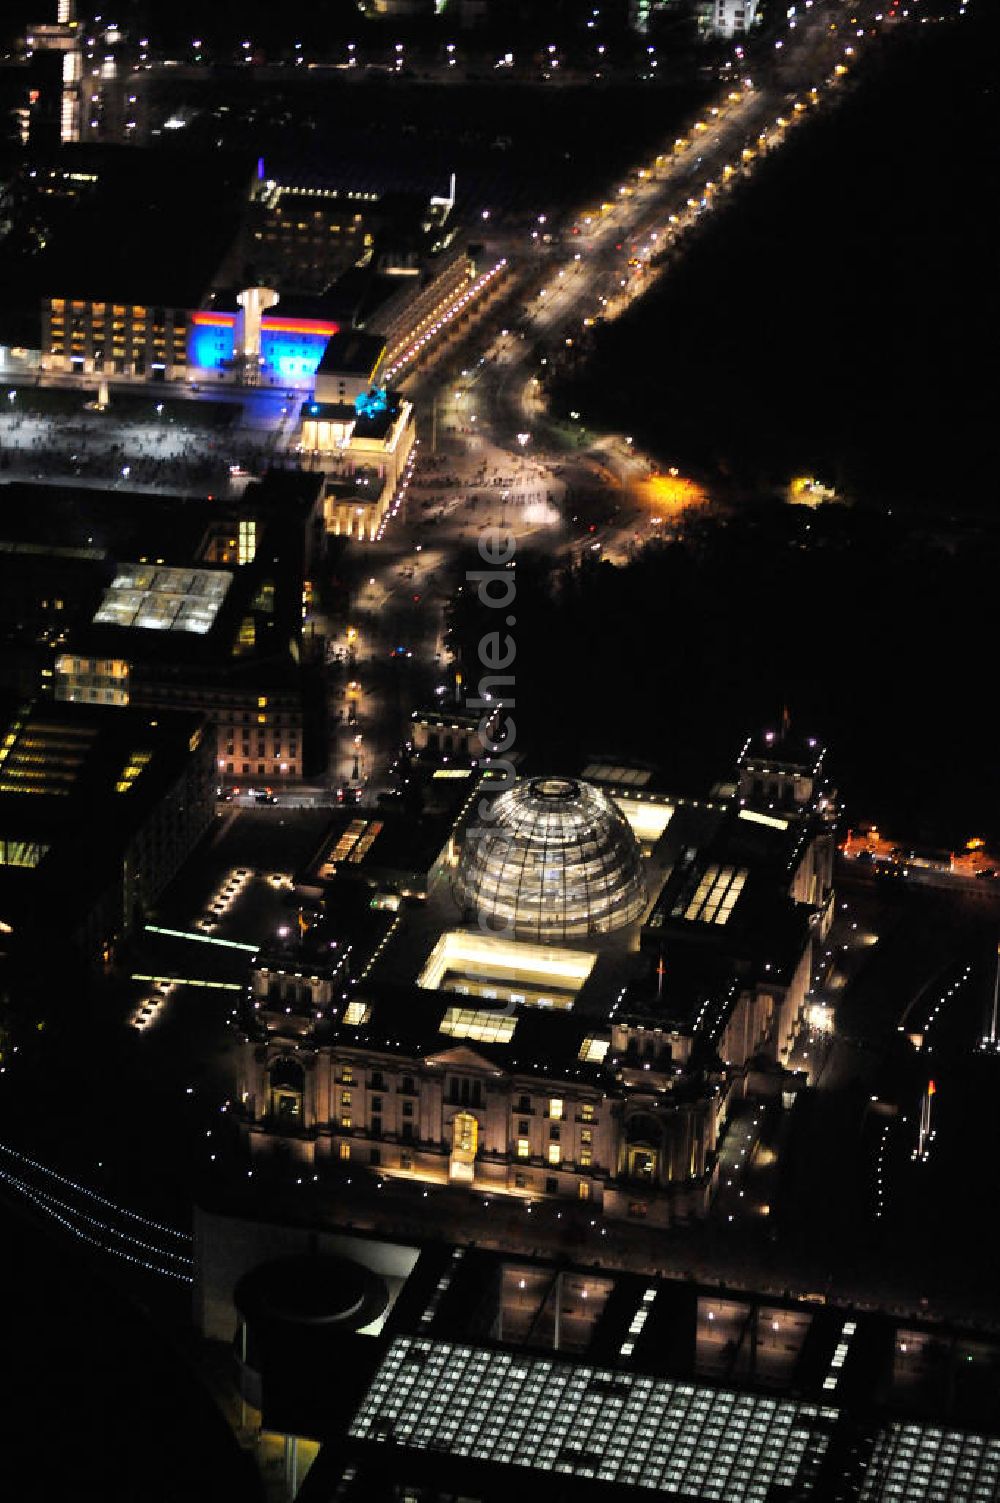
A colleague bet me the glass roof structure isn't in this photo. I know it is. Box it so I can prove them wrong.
[675,863,748,926]
[417,931,597,1009]
[454,777,646,941]
[439,1006,518,1045]
[350,1337,836,1499]
[860,1423,1000,1502]
[581,762,653,788]
[93,565,232,635]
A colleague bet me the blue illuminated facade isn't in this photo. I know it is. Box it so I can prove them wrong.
[260,327,335,384]
[187,313,340,385]
[188,317,235,372]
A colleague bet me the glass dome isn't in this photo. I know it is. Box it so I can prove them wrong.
[454,776,646,941]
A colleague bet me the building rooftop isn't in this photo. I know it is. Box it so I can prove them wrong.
[92,564,232,636]
[315,330,387,381]
[0,481,312,677]
[299,771,491,896]
[303,985,613,1090]
[352,390,408,442]
[738,727,827,777]
[302,389,407,444]
[349,1334,837,1500]
[581,762,655,789]
[615,944,744,1038]
[0,696,202,813]
[233,1235,1000,1503]
[0,483,225,564]
[454,776,647,943]
[336,1328,1000,1502]
[643,802,819,979]
[0,695,208,933]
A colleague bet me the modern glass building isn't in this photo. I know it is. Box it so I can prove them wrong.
[453,776,646,941]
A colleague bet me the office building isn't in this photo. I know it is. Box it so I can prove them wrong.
[0,478,325,783]
[0,694,214,958]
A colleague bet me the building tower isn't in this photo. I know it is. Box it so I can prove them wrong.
[235,287,280,386]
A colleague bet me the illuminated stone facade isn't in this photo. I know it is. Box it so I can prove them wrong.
[307,396,416,542]
[240,1025,719,1227]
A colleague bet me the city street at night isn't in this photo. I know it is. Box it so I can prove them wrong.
[1,2,995,1500]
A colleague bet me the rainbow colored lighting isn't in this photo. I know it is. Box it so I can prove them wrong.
[186,310,340,382]
[262,317,339,336]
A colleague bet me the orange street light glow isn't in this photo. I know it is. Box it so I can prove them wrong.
[636,473,709,516]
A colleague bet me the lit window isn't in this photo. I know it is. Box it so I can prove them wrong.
[517,1138,530,1160]
[339,1142,350,1160]
[341,1091,352,1107]
[340,1114,352,1129]
[548,1144,561,1166]
[114,749,151,793]
[239,520,257,566]
[549,1098,563,1121]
